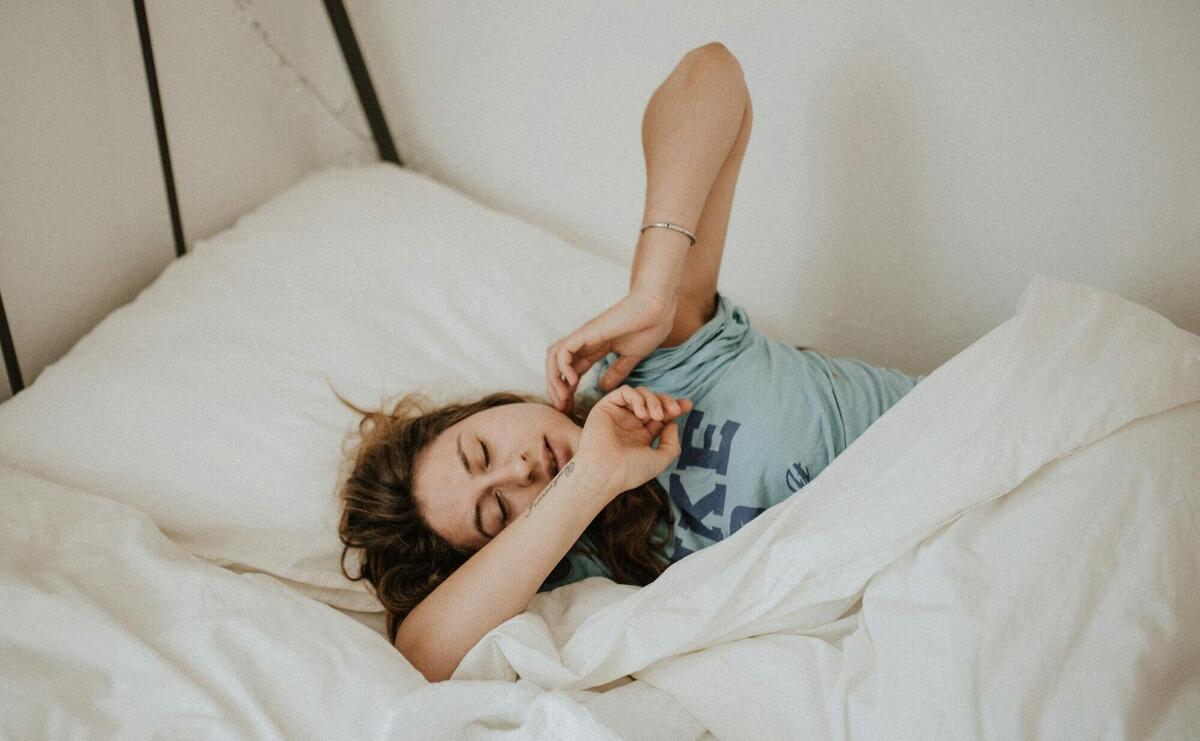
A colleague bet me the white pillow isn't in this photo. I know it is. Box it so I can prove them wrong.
[0,163,627,610]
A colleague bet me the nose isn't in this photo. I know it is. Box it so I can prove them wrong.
[498,450,536,488]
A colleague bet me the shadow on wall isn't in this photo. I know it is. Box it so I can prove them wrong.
[810,52,951,376]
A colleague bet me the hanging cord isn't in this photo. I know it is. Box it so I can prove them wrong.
[230,0,374,165]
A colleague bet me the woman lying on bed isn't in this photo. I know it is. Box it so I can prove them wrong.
[335,42,921,682]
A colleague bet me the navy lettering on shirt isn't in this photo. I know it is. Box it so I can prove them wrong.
[785,461,811,493]
[671,538,696,562]
[729,505,766,535]
[668,474,725,541]
[677,411,741,475]
[668,409,748,556]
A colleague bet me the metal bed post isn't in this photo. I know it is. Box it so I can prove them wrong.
[0,1,401,399]
[323,0,402,166]
[0,291,21,396]
[133,0,186,261]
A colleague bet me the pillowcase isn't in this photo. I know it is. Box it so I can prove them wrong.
[0,163,626,610]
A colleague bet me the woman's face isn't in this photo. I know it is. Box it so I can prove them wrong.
[412,402,582,550]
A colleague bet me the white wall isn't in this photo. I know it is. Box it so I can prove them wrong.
[0,0,374,402]
[1,1,169,404]
[3,1,1198,403]
[361,1,1199,376]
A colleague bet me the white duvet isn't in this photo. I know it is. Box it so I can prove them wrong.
[3,275,1199,740]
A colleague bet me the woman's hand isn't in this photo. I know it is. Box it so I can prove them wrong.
[546,290,676,412]
[572,385,692,497]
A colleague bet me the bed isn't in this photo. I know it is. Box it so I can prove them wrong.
[3,12,1199,741]
[3,158,1199,739]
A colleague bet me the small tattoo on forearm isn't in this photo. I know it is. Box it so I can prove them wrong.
[525,460,576,517]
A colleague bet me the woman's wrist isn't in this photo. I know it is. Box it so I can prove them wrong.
[567,452,626,506]
[624,285,676,332]
[629,224,688,308]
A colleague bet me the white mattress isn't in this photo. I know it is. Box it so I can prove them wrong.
[2,163,1198,739]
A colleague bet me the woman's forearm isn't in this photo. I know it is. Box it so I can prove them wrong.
[630,43,749,303]
[393,458,615,682]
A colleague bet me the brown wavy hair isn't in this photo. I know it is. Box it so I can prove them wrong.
[331,387,676,643]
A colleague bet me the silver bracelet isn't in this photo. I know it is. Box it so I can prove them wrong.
[640,221,697,246]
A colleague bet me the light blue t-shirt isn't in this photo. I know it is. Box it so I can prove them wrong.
[538,293,922,591]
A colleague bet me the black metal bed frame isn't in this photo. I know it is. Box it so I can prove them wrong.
[0,0,401,397]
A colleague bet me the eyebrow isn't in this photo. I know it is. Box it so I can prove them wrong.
[457,432,491,544]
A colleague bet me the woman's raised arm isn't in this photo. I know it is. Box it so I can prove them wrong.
[546,43,752,408]
[633,42,752,345]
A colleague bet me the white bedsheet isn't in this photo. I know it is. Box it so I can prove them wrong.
[3,276,1198,739]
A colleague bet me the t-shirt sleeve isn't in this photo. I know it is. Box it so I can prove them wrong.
[590,292,752,401]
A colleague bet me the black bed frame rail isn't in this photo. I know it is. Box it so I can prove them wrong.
[0,0,401,398]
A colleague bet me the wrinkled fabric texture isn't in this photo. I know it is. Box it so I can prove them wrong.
[612,294,922,564]
[3,277,1197,739]
[545,293,922,589]
[0,467,670,740]
[455,276,1200,739]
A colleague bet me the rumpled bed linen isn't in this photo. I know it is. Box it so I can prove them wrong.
[2,276,1198,739]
